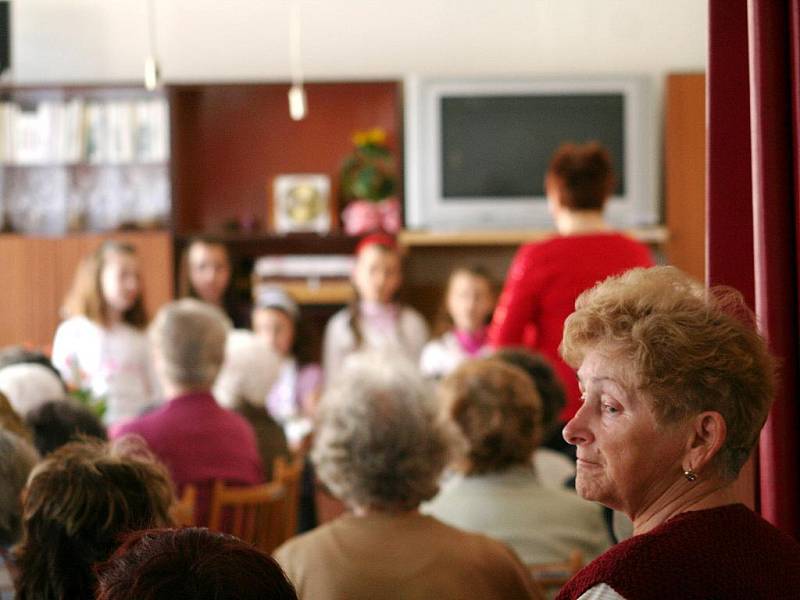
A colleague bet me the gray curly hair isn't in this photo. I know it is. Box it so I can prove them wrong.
[312,352,450,512]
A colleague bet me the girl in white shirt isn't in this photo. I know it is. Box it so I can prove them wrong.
[51,241,159,427]
[420,266,496,380]
[323,234,428,385]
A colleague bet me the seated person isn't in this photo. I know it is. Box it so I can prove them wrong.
[274,352,542,600]
[0,362,65,418]
[13,437,173,600]
[0,430,39,599]
[96,527,297,600]
[214,329,289,479]
[24,399,107,457]
[493,348,576,485]
[424,358,611,565]
[114,299,263,525]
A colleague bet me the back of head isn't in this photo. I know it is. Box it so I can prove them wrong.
[312,352,449,512]
[214,329,280,409]
[24,399,107,456]
[547,141,614,211]
[96,527,297,600]
[0,429,39,546]
[0,363,66,417]
[149,298,230,391]
[440,358,542,475]
[493,348,566,436]
[14,437,174,600]
[0,346,65,385]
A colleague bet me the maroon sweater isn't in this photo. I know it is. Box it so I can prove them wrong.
[557,504,800,600]
[488,233,653,420]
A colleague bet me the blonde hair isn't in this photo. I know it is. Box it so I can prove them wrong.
[440,358,542,474]
[62,240,147,328]
[560,266,776,480]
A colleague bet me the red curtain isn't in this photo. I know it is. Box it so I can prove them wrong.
[708,0,800,538]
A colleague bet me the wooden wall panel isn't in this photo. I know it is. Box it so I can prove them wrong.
[0,231,172,352]
[665,73,707,282]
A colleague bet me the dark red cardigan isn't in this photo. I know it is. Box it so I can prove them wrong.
[557,504,800,600]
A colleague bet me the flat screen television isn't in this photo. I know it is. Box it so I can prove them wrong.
[404,76,657,230]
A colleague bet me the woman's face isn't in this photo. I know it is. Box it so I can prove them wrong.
[352,245,402,304]
[562,347,689,517]
[446,272,494,332]
[252,308,295,357]
[188,243,231,306]
[101,251,141,317]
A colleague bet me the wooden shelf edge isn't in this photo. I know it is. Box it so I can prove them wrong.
[398,226,669,247]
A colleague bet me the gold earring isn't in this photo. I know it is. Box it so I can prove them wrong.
[683,468,698,482]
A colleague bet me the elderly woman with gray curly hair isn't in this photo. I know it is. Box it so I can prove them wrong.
[554,266,800,600]
[273,353,542,600]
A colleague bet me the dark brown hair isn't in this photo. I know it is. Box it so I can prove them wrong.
[440,358,542,475]
[13,437,173,600]
[432,265,497,338]
[177,237,231,299]
[95,528,297,600]
[546,141,615,211]
[61,240,147,329]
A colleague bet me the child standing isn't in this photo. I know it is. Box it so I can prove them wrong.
[420,266,496,380]
[251,286,322,446]
[322,234,428,384]
[51,241,159,426]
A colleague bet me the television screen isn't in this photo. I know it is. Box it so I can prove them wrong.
[440,94,625,200]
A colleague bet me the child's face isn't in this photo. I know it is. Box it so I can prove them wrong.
[101,251,141,316]
[188,242,231,305]
[446,272,494,332]
[352,245,402,304]
[252,308,295,356]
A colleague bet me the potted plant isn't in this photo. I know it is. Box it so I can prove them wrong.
[339,128,400,235]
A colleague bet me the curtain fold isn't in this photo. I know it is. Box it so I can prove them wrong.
[708,0,800,538]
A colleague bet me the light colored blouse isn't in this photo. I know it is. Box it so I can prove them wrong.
[323,303,429,385]
[52,315,160,425]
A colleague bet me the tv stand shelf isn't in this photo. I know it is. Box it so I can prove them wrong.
[398,226,668,247]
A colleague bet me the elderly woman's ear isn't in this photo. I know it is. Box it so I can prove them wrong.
[683,411,728,479]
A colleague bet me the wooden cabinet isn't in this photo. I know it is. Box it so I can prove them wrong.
[0,231,173,349]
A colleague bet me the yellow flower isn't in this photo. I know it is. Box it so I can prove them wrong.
[352,127,387,147]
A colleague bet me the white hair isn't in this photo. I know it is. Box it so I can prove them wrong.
[312,351,450,511]
[214,329,281,409]
[149,299,230,390]
[0,363,66,417]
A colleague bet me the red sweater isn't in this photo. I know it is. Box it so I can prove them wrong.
[489,233,653,420]
[114,392,264,525]
[557,504,800,600]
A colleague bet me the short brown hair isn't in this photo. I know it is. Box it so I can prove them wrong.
[62,240,147,328]
[546,141,615,211]
[14,437,174,599]
[560,266,776,480]
[440,358,542,475]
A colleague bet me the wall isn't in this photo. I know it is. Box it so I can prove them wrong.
[13,1,706,84]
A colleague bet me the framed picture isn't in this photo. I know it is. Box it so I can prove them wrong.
[271,174,332,234]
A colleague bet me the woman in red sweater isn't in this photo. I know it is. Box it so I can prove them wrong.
[556,267,800,600]
[489,142,653,421]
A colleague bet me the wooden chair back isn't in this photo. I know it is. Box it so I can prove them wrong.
[528,549,584,596]
[207,480,287,554]
[273,454,303,540]
[171,483,197,527]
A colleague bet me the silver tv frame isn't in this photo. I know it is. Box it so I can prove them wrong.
[404,75,657,231]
